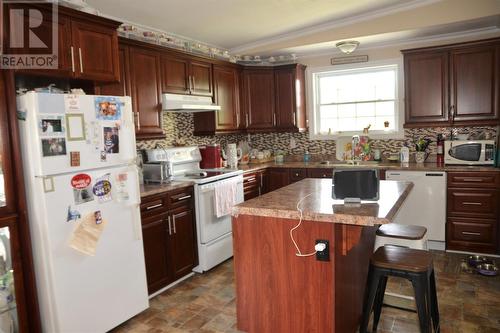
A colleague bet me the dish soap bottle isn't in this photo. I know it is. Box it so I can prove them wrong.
[400,144,410,163]
[303,150,311,162]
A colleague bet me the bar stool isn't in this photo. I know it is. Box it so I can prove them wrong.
[360,245,440,333]
[374,224,428,251]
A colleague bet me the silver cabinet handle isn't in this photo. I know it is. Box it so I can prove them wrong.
[172,211,188,234]
[273,113,277,125]
[177,195,191,201]
[78,47,83,73]
[137,112,141,130]
[188,76,192,93]
[460,178,482,182]
[70,46,75,72]
[462,231,480,236]
[192,76,195,91]
[462,202,482,206]
[246,113,249,127]
[146,203,162,210]
[167,215,172,235]
[293,111,296,125]
[246,177,256,183]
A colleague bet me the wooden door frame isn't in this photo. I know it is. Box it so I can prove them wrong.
[1,70,42,332]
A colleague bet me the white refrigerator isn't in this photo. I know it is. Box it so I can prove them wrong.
[16,92,149,333]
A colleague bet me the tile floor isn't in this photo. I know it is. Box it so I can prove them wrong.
[112,251,500,333]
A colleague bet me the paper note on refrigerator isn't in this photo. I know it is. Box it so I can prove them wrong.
[68,212,108,256]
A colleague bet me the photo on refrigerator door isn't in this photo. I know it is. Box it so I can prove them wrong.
[39,115,65,136]
[41,138,67,157]
[103,127,119,154]
[95,97,122,120]
[73,186,94,205]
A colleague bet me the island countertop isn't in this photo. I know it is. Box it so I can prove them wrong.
[232,178,413,226]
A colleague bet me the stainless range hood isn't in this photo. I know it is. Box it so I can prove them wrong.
[162,93,221,112]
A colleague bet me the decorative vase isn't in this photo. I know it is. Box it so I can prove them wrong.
[415,151,426,163]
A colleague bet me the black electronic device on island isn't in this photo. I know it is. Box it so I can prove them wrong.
[332,169,380,203]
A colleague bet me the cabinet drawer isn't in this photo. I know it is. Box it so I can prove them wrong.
[289,168,307,182]
[243,172,259,188]
[447,172,500,188]
[169,187,194,209]
[447,189,498,218]
[141,195,168,215]
[447,218,497,247]
[244,187,260,201]
[307,168,333,179]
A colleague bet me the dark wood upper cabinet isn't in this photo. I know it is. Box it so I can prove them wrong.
[451,45,499,122]
[193,64,240,135]
[190,60,213,96]
[129,46,164,139]
[70,20,120,81]
[95,44,129,96]
[3,3,121,82]
[161,55,190,94]
[242,68,275,131]
[274,64,307,131]
[403,38,500,127]
[161,55,213,96]
[404,52,449,124]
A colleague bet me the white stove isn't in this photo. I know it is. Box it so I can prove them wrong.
[145,146,243,272]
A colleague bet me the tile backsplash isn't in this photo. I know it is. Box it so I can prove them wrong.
[136,112,498,159]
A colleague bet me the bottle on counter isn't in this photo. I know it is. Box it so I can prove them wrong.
[400,144,410,163]
[436,134,444,164]
[303,150,311,162]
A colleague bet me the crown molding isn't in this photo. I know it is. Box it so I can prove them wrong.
[229,0,441,54]
[297,26,500,59]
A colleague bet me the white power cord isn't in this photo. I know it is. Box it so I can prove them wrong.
[290,192,323,257]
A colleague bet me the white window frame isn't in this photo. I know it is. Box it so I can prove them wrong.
[307,58,405,140]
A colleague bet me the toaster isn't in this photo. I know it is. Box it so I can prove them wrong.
[143,162,173,183]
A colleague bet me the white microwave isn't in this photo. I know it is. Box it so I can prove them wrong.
[444,140,496,165]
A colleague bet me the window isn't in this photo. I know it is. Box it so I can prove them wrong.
[309,62,403,139]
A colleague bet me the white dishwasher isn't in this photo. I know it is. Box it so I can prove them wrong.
[386,171,446,250]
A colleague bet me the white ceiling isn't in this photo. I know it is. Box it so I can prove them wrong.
[85,0,500,57]
[85,0,412,49]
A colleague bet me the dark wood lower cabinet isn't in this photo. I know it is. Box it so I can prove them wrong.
[140,186,198,294]
[446,172,499,254]
[266,168,291,192]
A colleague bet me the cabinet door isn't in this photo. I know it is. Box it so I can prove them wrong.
[96,45,129,97]
[161,55,190,94]
[214,65,240,130]
[266,168,290,192]
[169,207,198,280]
[71,20,120,81]
[190,60,213,96]
[141,213,170,294]
[129,47,164,139]
[243,70,275,130]
[404,52,449,124]
[274,67,297,130]
[4,5,73,76]
[451,45,499,122]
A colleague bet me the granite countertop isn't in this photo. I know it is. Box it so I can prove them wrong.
[140,181,194,197]
[238,161,500,173]
[232,178,414,226]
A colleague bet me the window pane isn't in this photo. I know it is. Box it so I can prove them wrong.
[319,76,336,104]
[375,71,396,100]
[376,101,395,116]
[356,117,376,130]
[356,103,375,117]
[338,117,356,131]
[320,118,338,133]
[338,104,355,118]
[319,105,338,118]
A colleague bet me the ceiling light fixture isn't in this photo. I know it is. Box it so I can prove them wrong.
[336,40,360,54]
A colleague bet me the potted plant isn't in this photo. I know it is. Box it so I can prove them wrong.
[414,137,431,163]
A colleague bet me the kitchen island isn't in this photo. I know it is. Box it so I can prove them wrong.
[231,178,413,333]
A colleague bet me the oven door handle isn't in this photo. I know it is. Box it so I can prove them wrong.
[200,181,243,193]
